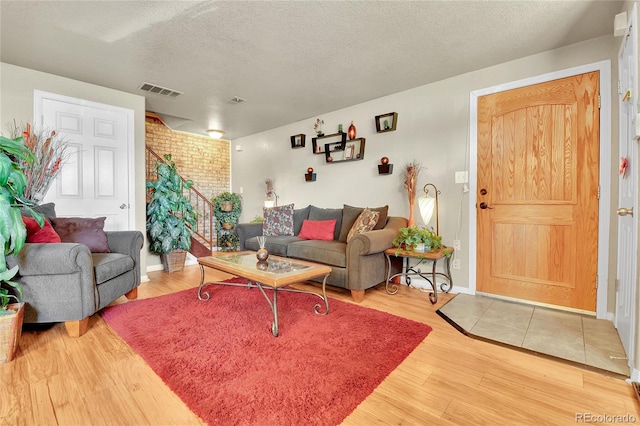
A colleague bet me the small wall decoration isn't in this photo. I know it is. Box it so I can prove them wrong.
[378,156,393,175]
[347,121,357,140]
[305,167,316,182]
[314,118,325,137]
[375,112,398,133]
[290,134,305,149]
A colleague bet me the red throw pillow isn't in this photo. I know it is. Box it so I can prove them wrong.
[22,216,62,243]
[297,219,337,241]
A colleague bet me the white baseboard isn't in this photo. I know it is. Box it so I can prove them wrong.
[141,274,150,283]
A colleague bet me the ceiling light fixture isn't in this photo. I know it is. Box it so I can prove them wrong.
[207,129,225,139]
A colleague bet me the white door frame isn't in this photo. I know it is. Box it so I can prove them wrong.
[468,61,612,319]
[33,90,136,229]
[616,4,638,376]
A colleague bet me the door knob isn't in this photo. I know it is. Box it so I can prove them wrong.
[120,203,129,210]
[617,207,634,217]
[479,202,493,209]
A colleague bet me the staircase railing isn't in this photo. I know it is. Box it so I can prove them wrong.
[145,146,215,252]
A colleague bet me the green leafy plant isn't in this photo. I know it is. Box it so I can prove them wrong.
[219,232,239,249]
[0,134,43,314]
[146,154,198,254]
[250,215,264,223]
[212,192,242,229]
[392,225,442,256]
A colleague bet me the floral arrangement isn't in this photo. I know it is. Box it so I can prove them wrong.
[401,160,423,226]
[313,118,325,136]
[8,122,70,203]
[402,160,422,202]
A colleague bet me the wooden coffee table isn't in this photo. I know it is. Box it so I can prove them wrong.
[197,251,332,336]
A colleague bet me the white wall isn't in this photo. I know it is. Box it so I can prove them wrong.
[232,35,617,295]
[0,62,148,275]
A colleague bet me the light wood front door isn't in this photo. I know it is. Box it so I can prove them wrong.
[476,72,600,311]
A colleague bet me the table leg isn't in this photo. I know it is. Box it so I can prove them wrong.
[256,283,279,337]
[385,253,399,295]
[429,258,438,304]
[440,256,453,293]
[197,264,210,301]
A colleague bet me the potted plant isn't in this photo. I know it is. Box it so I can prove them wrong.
[392,225,443,255]
[146,154,198,273]
[212,192,242,251]
[0,134,43,363]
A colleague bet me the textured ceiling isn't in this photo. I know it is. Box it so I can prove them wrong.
[0,1,624,140]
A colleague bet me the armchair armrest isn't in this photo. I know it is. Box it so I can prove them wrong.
[106,231,144,257]
[237,223,263,250]
[7,243,93,276]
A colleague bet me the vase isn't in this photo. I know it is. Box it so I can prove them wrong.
[348,121,356,140]
[407,197,416,227]
[256,247,269,261]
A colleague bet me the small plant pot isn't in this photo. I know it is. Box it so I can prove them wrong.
[0,302,25,363]
[222,223,234,230]
[221,201,234,212]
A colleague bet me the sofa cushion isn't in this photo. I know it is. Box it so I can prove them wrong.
[245,236,304,256]
[293,205,311,235]
[297,219,336,241]
[308,206,342,240]
[339,204,389,242]
[92,253,134,285]
[263,204,294,236]
[21,202,57,219]
[347,208,380,242]
[287,240,347,268]
[22,216,61,243]
[51,217,111,253]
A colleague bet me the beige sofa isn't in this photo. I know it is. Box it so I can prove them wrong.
[237,204,406,302]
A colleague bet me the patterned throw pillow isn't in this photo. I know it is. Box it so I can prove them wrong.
[263,203,295,236]
[346,208,380,242]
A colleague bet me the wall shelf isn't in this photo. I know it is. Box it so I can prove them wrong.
[378,164,393,175]
[312,132,346,154]
[375,112,398,133]
[325,138,365,163]
[290,134,305,149]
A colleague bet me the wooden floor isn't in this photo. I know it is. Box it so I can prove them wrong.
[1,264,639,425]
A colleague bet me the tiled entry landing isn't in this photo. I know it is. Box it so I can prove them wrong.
[437,293,629,377]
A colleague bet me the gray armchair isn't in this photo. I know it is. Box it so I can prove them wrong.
[7,231,144,337]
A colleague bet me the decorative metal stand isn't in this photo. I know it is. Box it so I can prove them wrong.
[197,265,330,337]
[384,251,453,304]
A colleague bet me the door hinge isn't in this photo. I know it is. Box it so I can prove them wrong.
[598,95,601,109]
[618,80,623,95]
[595,276,598,289]
[597,185,600,200]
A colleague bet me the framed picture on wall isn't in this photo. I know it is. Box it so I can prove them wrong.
[344,144,355,160]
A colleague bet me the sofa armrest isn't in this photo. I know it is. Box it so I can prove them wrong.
[7,243,93,276]
[237,223,263,250]
[347,216,407,256]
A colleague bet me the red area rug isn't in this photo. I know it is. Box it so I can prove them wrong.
[101,279,432,425]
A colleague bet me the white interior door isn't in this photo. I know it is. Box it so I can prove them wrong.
[616,7,638,368]
[34,91,133,231]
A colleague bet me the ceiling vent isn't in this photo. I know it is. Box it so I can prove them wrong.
[138,82,183,98]
[228,96,247,104]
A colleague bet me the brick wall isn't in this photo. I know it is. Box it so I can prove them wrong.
[145,114,230,200]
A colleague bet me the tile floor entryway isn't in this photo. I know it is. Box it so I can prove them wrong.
[437,293,629,377]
